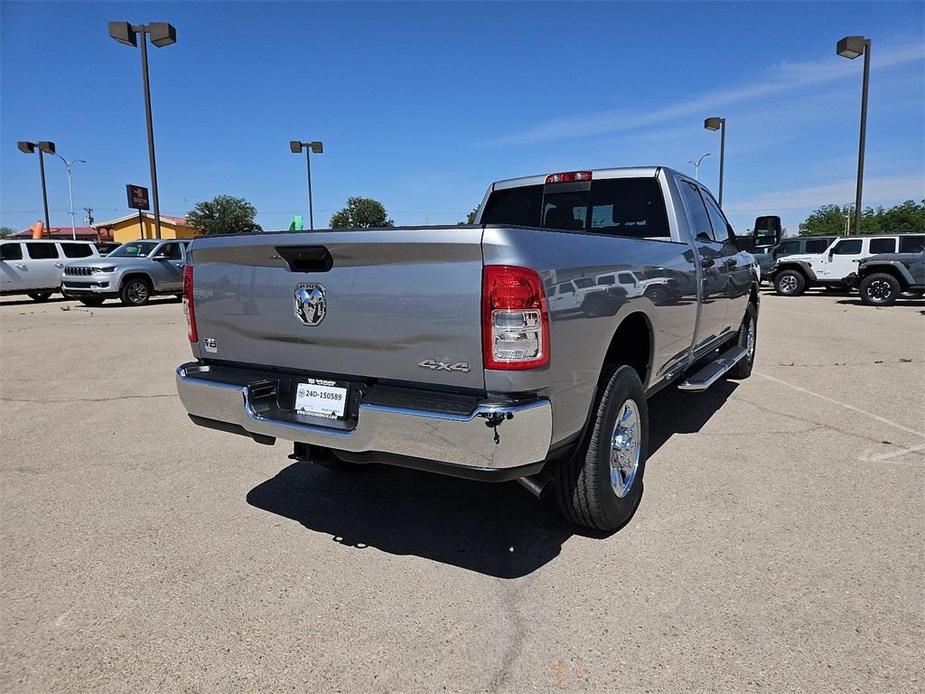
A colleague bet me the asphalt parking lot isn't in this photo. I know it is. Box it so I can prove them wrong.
[1,290,923,693]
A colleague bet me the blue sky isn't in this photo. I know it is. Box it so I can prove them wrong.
[2,1,923,235]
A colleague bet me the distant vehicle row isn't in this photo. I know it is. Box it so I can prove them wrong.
[0,238,190,306]
[768,233,924,305]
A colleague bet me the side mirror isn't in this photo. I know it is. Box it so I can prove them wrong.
[751,216,782,250]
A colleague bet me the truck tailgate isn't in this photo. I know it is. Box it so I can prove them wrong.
[189,228,486,390]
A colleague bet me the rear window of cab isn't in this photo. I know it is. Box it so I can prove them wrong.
[481,177,670,240]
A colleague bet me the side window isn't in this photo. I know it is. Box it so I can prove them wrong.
[481,185,543,227]
[596,275,615,286]
[557,282,574,295]
[899,236,925,253]
[574,277,594,289]
[776,241,799,257]
[679,181,714,243]
[804,239,831,254]
[868,238,896,254]
[588,178,670,239]
[618,272,635,284]
[25,242,60,259]
[61,243,94,258]
[831,239,863,255]
[157,243,182,260]
[546,284,557,297]
[1,243,23,261]
[701,192,734,245]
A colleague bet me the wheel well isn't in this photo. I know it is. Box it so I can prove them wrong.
[601,312,652,385]
[774,263,808,279]
[861,265,906,287]
[121,272,152,289]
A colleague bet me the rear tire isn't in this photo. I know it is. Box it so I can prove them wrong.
[774,269,806,296]
[27,291,52,302]
[120,278,151,306]
[554,365,648,532]
[859,273,900,306]
[728,302,757,379]
[79,297,105,307]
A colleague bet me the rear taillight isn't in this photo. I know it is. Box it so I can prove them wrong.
[482,265,550,370]
[183,265,198,343]
[545,171,592,184]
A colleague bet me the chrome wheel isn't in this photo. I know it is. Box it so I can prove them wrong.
[126,281,149,304]
[746,314,756,360]
[779,274,798,294]
[610,399,641,498]
[867,279,892,302]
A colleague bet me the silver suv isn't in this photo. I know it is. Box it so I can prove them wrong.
[62,239,189,306]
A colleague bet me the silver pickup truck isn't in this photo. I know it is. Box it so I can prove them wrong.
[176,167,760,531]
[62,239,189,306]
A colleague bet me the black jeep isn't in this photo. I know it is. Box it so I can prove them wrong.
[852,251,925,306]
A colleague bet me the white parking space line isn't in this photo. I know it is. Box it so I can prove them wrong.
[754,371,925,439]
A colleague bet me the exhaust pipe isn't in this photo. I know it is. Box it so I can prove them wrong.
[517,474,548,499]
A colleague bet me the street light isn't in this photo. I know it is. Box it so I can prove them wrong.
[688,152,711,181]
[290,140,324,230]
[108,21,177,239]
[837,35,871,236]
[704,117,726,206]
[17,140,56,232]
[56,155,87,240]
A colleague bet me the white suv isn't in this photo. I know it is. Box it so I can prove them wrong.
[0,239,100,301]
[770,233,925,296]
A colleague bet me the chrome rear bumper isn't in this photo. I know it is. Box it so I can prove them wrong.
[176,363,552,472]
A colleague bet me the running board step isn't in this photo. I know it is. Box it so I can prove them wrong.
[678,345,747,392]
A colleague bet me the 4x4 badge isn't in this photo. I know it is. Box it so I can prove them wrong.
[417,359,470,373]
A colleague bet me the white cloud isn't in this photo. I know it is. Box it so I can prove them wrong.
[482,42,925,147]
[724,173,925,213]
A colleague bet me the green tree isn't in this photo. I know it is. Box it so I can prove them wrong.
[458,206,479,226]
[329,197,393,229]
[799,200,925,236]
[0,226,15,239]
[187,195,262,235]
[799,204,852,236]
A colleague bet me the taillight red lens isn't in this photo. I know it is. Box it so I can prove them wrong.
[183,265,198,343]
[545,171,592,184]
[482,265,550,370]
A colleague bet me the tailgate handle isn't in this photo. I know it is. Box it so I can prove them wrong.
[275,246,333,273]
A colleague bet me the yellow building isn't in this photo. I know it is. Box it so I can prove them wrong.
[93,212,202,244]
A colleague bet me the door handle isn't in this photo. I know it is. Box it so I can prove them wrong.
[16,264,27,270]
[54,263,64,268]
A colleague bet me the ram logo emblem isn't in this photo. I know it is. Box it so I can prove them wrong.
[294,283,327,326]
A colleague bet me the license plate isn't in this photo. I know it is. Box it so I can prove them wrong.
[294,379,348,419]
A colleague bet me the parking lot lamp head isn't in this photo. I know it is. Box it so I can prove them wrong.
[703,118,726,206]
[290,140,303,154]
[837,35,871,236]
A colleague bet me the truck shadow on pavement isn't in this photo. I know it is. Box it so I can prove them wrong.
[246,381,737,578]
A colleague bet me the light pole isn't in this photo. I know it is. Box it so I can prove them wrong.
[704,117,726,206]
[837,35,871,236]
[56,155,87,240]
[17,141,56,232]
[108,21,177,240]
[688,152,711,181]
[290,140,324,230]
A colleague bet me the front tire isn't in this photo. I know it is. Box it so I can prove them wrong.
[27,291,52,302]
[728,302,757,379]
[554,365,648,532]
[859,273,900,306]
[774,269,806,296]
[120,278,151,306]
